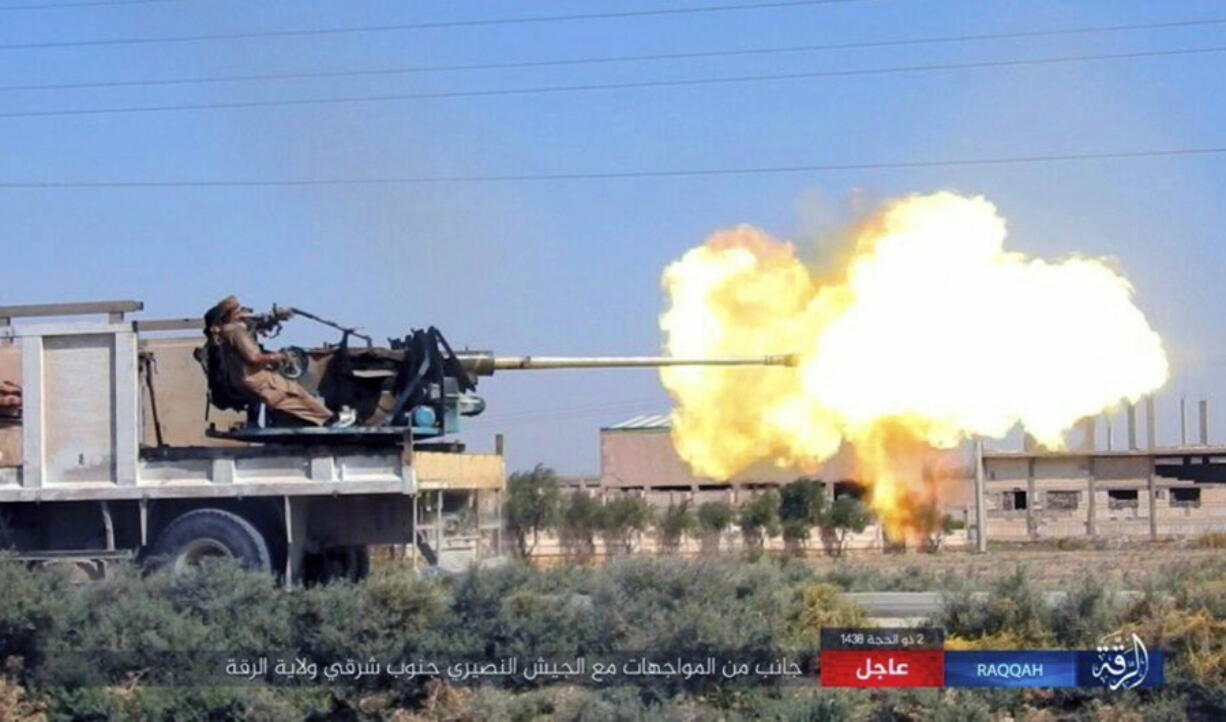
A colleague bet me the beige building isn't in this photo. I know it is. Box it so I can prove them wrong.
[594,412,1226,544]
[598,414,860,508]
[981,447,1226,540]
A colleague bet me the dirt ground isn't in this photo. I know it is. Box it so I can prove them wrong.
[808,538,1223,586]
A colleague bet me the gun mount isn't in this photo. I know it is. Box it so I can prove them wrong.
[203,311,796,445]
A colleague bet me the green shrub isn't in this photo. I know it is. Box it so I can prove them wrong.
[696,502,734,554]
[505,464,561,558]
[1046,572,1125,646]
[823,497,871,557]
[940,565,1050,646]
[730,688,859,721]
[696,502,734,534]
[0,553,1212,720]
[655,504,696,554]
[0,558,74,673]
[779,479,825,526]
[784,582,867,650]
[597,496,651,556]
[559,493,602,560]
[738,491,782,554]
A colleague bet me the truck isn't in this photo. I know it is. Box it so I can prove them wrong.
[0,300,792,584]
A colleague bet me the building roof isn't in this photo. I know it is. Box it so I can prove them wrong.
[603,414,671,431]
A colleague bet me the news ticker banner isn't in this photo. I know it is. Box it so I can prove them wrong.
[819,628,1164,689]
[28,629,1159,688]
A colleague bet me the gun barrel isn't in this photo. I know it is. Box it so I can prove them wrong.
[456,352,797,376]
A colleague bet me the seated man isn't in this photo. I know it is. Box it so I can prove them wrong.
[205,296,354,428]
[0,380,20,418]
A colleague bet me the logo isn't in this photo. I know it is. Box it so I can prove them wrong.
[1090,632,1150,690]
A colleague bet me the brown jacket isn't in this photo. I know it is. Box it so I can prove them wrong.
[217,322,331,425]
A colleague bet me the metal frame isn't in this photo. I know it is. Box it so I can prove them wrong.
[0,319,416,503]
[0,300,142,326]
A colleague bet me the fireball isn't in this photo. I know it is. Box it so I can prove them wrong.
[659,192,1168,539]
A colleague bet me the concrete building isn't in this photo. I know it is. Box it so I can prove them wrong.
[523,414,970,559]
[974,398,1226,542]
[598,414,863,507]
[980,446,1226,541]
[595,409,1226,546]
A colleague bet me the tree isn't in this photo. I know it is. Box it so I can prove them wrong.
[780,478,826,525]
[655,503,696,554]
[559,492,602,560]
[738,490,781,554]
[781,519,811,556]
[825,496,871,557]
[916,503,958,553]
[598,495,652,556]
[504,464,560,558]
[779,478,826,554]
[696,501,734,555]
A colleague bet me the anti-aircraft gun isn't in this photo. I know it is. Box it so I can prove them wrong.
[0,298,796,583]
[204,305,796,444]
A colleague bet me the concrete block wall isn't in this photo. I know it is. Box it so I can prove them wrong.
[982,454,1226,540]
[525,525,970,561]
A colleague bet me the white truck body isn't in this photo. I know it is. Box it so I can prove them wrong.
[0,301,450,583]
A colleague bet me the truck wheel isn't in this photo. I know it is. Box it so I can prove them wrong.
[307,545,370,584]
[149,509,272,575]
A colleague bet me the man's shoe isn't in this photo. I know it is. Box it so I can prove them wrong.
[331,407,357,428]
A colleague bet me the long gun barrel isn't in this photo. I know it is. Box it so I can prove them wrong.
[456,352,797,376]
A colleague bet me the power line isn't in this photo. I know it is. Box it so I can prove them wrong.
[5,16,1223,93]
[0,0,871,51]
[2,45,1221,119]
[0,0,172,11]
[2,147,1222,188]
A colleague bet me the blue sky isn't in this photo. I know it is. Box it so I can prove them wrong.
[2,0,1223,474]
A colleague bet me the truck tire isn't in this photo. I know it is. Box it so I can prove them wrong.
[306,545,370,584]
[148,508,273,575]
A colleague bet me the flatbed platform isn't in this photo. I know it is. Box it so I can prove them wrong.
[205,425,420,445]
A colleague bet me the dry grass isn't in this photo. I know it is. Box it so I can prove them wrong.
[1192,532,1226,549]
[805,540,1221,588]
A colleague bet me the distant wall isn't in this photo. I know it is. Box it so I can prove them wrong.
[526,524,971,562]
[598,426,973,515]
[984,455,1226,539]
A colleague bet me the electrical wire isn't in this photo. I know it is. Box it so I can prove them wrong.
[2,147,1222,188]
[0,0,873,50]
[4,16,1222,92]
[2,45,1222,119]
[0,0,171,11]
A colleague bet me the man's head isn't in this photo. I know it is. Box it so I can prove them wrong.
[205,295,248,328]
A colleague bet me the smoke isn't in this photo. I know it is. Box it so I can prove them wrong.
[659,191,1169,538]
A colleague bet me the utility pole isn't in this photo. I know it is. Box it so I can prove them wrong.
[1180,397,1187,445]
[974,438,987,553]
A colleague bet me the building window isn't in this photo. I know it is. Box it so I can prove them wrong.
[1170,488,1201,508]
[1107,489,1139,510]
[1002,490,1027,511]
[1047,490,1079,510]
[834,481,865,500]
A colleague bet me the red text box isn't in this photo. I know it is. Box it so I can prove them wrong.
[820,649,944,687]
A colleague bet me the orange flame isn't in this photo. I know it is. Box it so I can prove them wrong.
[659,192,1168,538]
